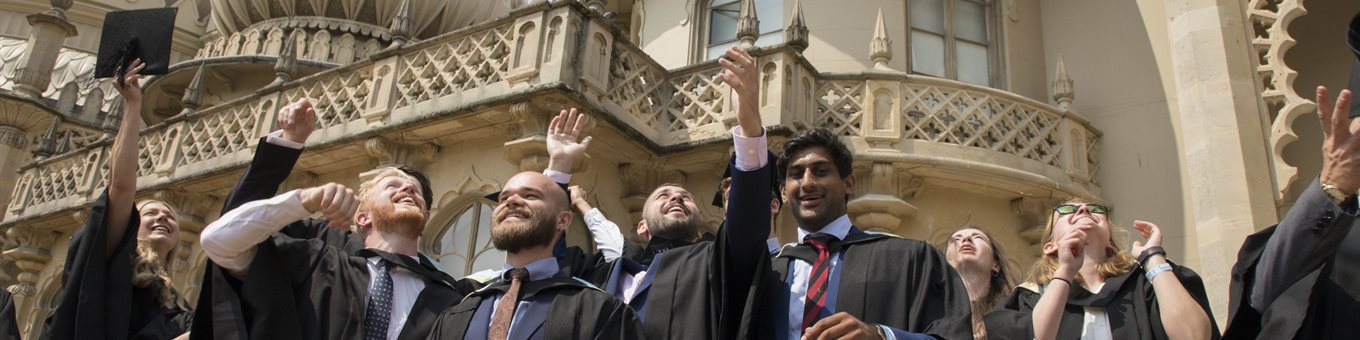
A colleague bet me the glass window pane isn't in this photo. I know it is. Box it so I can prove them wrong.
[707,40,738,60]
[756,31,783,46]
[470,203,504,274]
[911,31,946,77]
[709,2,740,44]
[757,0,783,34]
[910,0,945,33]
[954,0,988,43]
[956,41,990,85]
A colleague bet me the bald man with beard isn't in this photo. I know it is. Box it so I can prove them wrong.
[424,170,644,339]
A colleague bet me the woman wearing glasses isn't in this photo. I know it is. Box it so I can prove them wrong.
[986,199,1218,340]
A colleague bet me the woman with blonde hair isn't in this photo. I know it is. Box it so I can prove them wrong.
[987,199,1218,340]
[940,226,1016,340]
[41,59,192,340]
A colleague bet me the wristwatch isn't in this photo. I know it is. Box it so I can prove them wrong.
[1321,182,1355,206]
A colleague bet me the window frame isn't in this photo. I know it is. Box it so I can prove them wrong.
[905,0,1006,87]
[693,0,786,63]
[421,196,504,277]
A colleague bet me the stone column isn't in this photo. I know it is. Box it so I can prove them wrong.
[3,226,58,331]
[12,4,77,98]
[1161,0,1278,324]
[0,126,31,213]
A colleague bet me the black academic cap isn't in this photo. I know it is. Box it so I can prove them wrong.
[711,152,783,208]
[1348,11,1360,118]
[95,8,178,84]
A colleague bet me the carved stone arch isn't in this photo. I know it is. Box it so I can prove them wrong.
[1252,0,1312,208]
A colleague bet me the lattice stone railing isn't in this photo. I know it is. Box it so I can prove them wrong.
[2,1,1101,223]
[195,18,389,65]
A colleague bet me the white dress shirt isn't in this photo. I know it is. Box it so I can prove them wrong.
[786,215,853,340]
[582,208,626,262]
[201,189,425,340]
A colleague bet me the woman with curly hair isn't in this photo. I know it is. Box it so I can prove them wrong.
[987,199,1217,340]
[940,226,1016,340]
[41,59,192,340]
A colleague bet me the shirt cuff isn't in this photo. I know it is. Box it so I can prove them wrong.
[265,130,305,150]
[543,169,571,185]
[879,325,933,340]
[766,237,781,254]
[730,126,768,171]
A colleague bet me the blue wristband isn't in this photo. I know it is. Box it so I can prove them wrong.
[1144,263,1173,281]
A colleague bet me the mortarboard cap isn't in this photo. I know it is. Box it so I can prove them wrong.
[1348,11,1360,118]
[95,8,178,86]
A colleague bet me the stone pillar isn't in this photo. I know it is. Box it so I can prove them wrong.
[12,5,77,98]
[1161,0,1279,324]
[0,126,31,213]
[3,226,58,331]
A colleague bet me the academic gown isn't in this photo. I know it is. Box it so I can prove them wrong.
[1223,179,1360,339]
[426,273,644,339]
[759,229,974,340]
[41,190,192,340]
[587,156,774,339]
[237,226,464,340]
[0,289,17,340]
[986,265,1220,340]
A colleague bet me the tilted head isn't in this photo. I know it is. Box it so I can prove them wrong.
[942,226,1015,307]
[136,200,180,259]
[492,172,571,253]
[638,183,702,242]
[1027,198,1136,284]
[354,167,429,238]
[778,128,855,231]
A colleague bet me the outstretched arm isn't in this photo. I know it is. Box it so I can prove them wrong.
[571,185,628,261]
[221,99,316,213]
[104,59,146,255]
[200,183,358,277]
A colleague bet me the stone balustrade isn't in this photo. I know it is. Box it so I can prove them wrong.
[1,1,1101,225]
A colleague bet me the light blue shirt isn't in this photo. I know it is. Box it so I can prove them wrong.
[465,257,560,340]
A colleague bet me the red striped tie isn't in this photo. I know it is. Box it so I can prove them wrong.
[801,233,838,329]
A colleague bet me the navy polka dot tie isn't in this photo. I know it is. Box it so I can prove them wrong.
[363,260,394,340]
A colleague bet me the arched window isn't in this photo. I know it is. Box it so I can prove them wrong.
[908,0,999,86]
[705,0,784,60]
[425,199,505,277]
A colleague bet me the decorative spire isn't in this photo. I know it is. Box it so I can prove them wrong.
[388,0,413,49]
[34,118,60,158]
[1052,55,1075,110]
[785,0,808,53]
[180,63,206,116]
[869,8,893,69]
[584,0,607,14]
[736,0,759,49]
[273,32,298,85]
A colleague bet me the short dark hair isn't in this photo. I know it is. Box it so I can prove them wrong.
[777,128,853,179]
[397,165,434,209]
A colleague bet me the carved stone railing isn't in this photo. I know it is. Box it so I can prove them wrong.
[1,1,1101,224]
[195,18,389,66]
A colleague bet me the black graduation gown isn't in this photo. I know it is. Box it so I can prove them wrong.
[986,265,1220,340]
[41,190,192,340]
[0,289,17,340]
[426,274,644,339]
[582,156,772,339]
[1222,179,1360,339]
[190,138,303,340]
[760,229,974,340]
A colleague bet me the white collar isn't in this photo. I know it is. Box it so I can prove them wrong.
[796,214,852,242]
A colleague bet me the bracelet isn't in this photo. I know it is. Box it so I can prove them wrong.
[1144,263,1173,281]
[1137,246,1167,267]
[1050,277,1072,286]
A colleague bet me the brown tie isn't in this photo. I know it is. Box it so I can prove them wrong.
[488,268,529,340]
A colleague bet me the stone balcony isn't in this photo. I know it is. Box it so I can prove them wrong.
[0,1,1101,231]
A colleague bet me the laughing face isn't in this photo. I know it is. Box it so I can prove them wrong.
[782,146,855,231]
[492,172,568,253]
[639,184,702,242]
[946,228,996,273]
[136,201,179,256]
[357,174,429,237]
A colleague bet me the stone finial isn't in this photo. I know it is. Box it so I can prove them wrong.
[785,0,809,53]
[272,33,299,85]
[584,0,607,13]
[736,0,760,49]
[869,8,893,69]
[180,63,207,116]
[1052,55,1075,110]
[34,119,60,158]
[388,0,414,49]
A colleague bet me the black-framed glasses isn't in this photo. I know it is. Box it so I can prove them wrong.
[1054,204,1108,215]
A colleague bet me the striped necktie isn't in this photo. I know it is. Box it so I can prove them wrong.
[801,233,839,329]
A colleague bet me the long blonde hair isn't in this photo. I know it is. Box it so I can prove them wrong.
[1025,198,1137,286]
[133,200,187,310]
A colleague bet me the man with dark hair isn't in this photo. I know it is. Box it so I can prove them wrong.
[763,127,973,339]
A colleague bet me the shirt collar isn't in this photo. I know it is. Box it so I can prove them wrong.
[797,214,852,242]
[367,255,420,266]
[500,257,560,281]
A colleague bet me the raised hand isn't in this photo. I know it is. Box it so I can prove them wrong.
[1129,220,1163,257]
[113,59,146,104]
[718,46,762,137]
[278,99,318,144]
[1317,86,1360,193]
[569,185,592,212]
[546,108,593,174]
[1049,228,1086,279]
[299,183,359,228]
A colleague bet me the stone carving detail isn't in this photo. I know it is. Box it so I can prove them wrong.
[3,227,58,296]
[899,83,1065,167]
[1249,0,1311,204]
[393,22,514,108]
[281,66,373,128]
[176,100,266,166]
[9,148,103,212]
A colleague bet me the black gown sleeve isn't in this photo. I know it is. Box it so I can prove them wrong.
[41,190,188,340]
[0,289,19,340]
[712,153,773,339]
